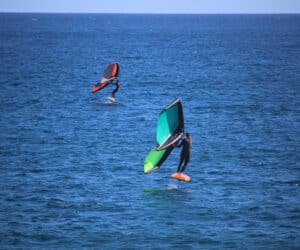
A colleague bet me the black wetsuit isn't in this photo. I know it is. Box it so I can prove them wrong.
[177,136,192,173]
[111,79,120,98]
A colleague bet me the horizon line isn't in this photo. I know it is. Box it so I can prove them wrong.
[1,11,300,15]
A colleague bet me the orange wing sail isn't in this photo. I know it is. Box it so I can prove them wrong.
[92,62,119,93]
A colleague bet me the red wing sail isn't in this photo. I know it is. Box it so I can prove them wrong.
[92,62,119,93]
[92,81,111,93]
[103,62,119,79]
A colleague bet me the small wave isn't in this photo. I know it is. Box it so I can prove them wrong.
[167,184,178,190]
[283,43,300,49]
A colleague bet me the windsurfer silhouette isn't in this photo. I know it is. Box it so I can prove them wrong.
[176,132,192,173]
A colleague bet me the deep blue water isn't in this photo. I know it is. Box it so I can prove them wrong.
[0,13,299,249]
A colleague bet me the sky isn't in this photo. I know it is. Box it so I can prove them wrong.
[0,0,300,14]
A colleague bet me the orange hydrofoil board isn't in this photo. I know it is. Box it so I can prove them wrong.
[171,172,191,182]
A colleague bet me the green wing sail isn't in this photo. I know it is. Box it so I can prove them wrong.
[156,104,178,145]
[156,98,184,150]
[144,98,184,174]
[144,148,173,174]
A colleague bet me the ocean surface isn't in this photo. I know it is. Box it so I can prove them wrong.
[0,13,299,249]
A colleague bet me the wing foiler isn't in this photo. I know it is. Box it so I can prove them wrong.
[144,98,184,174]
[92,62,119,93]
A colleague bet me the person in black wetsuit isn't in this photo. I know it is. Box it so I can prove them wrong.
[176,132,192,173]
[109,78,120,101]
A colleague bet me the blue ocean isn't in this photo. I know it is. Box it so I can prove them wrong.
[0,13,299,248]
